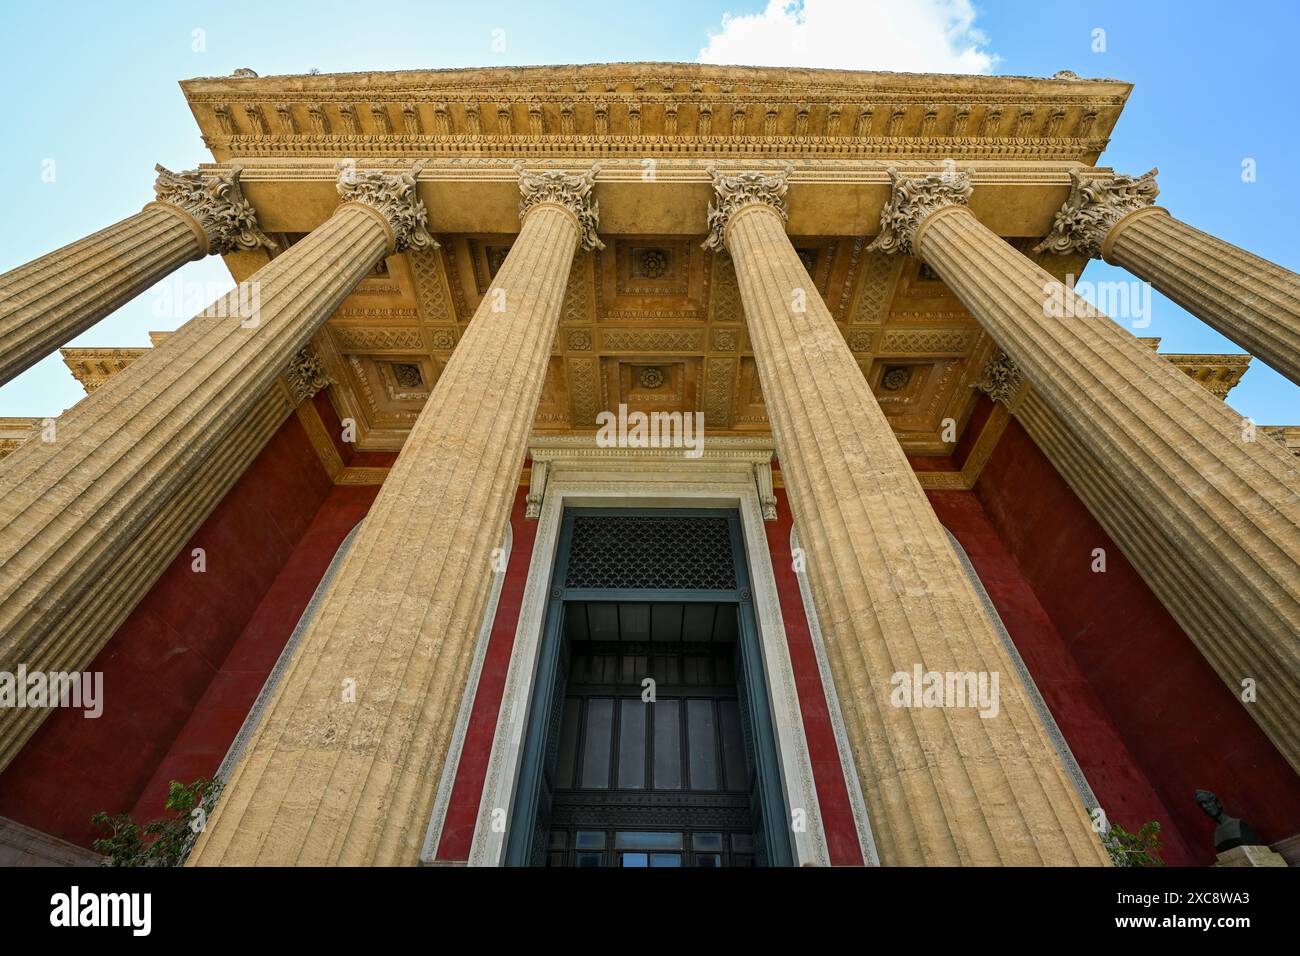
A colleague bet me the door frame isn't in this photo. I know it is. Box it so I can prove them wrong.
[468,438,834,866]
[503,508,794,867]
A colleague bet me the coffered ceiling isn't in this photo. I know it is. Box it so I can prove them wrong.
[302,228,1017,454]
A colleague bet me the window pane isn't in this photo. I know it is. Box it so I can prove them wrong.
[555,697,581,789]
[692,832,724,851]
[614,831,684,850]
[687,699,719,790]
[621,852,649,867]
[656,655,680,684]
[617,699,647,789]
[715,650,735,684]
[653,700,681,790]
[575,852,603,867]
[580,698,613,788]
[651,853,682,867]
[719,699,747,791]
[694,854,722,868]
[574,830,605,850]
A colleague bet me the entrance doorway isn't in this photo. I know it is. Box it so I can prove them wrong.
[505,510,793,867]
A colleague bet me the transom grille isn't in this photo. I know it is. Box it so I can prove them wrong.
[565,515,737,591]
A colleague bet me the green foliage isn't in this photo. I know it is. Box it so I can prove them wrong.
[91,777,222,867]
[1101,819,1165,867]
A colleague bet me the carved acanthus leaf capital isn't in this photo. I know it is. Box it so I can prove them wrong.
[702,164,793,251]
[516,164,604,251]
[1034,168,1160,258]
[867,166,972,256]
[976,349,1025,407]
[336,160,435,253]
[153,164,275,256]
[284,346,334,404]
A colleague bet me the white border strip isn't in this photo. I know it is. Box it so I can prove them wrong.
[791,528,881,866]
[418,524,513,863]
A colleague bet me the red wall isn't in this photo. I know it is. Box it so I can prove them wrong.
[0,412,376,847]
[926,488,1198,865]
[435,486,537,862]
[969,417,1300,862]
[762,492,866,866]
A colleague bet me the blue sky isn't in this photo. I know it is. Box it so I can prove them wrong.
[1,0,1296,424]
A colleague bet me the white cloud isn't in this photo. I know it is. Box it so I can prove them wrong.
[698,0,996,75]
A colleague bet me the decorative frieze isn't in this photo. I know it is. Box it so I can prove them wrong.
[332,326,424,352]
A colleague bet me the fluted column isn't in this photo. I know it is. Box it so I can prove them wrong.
[873,168,1300,773]
[705,167,1107,866]
[1036,168,1300,387]
[187,166,603,866]
[0,162,431,772]
[0,165,273,386]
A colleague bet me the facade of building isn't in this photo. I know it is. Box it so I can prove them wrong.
[0,63,1297,867]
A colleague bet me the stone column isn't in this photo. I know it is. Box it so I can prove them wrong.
[1036,168,1300,387]
[873,168,1300,773]
[0,164,273,386]
[705,167,1107,866]
[187,166,602,867]
[0,162,431,772]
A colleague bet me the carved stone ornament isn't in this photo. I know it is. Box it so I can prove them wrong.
[975,349,1024,407]
[867,166,972,256]
[1034,167,1160,258]
[284,346,334,403]
[702,164,793,251]
[336,159,435,253]
[152,164,275,255]
[515,163,604,251]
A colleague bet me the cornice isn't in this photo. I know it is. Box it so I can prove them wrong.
[181,63,1127,164]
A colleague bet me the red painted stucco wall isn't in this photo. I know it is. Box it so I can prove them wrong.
[968,416,1300,863]
[435,486,538,862]
[926,487,1198,865]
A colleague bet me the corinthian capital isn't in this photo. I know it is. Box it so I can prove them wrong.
[868,167,972,256]
[336,160,435,253]
[975,349,1025,408]
[153,164,275,255]
[283,346,334,403]
[516,164,604,251]
[702,164,793,251]
[1034,168,1160,258]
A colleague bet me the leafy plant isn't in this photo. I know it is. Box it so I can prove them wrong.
[1100,819,1165,867]
[91,777,222,867]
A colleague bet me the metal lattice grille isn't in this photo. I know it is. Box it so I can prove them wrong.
[565,515,737,591]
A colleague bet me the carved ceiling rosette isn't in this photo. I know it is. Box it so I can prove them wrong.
[702,164,793,251]
[152,163,276,255]
[336,159,436,253]
[867,166,973,256]
[515,163,605,251]
[1034,167,1160,258]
